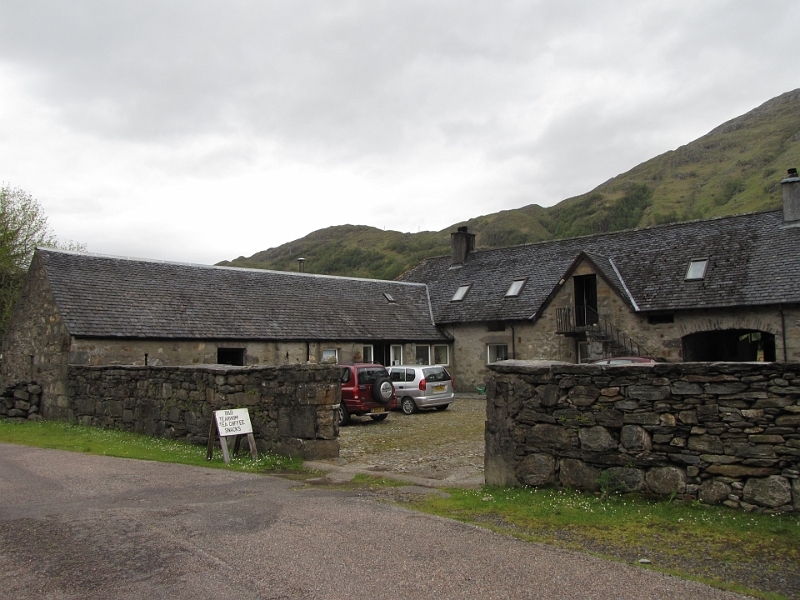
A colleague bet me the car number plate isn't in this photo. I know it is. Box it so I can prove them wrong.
[434,385,446,392]
[371,407,385,413]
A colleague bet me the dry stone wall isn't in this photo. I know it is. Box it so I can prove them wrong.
[485,360,800,513]
[0,364,341,460]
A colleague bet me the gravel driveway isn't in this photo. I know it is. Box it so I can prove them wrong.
[332,394,486,486]
[0,443,751,600]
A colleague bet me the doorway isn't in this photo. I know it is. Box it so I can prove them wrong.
[574,275,598,327]
[682,330,776,362]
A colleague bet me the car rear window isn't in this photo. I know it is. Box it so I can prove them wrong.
[358,367,387,384]
[339,368,351,383]
[423,367,450,382]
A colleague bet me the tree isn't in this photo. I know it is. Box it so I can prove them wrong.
[0,185,85,336]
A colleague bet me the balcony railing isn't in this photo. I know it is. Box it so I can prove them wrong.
[555,306,644,357]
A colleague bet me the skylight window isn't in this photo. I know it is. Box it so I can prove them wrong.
[383,292,395,303]
[505,279,527,297]
[685,259,709,280]
[451,284,471,302]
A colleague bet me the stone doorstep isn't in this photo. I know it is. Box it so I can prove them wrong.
[303,460,485,489]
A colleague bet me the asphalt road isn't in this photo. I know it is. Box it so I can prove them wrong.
[0,443,750,600]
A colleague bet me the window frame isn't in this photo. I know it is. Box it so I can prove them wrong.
[505,278,527,297]
[487,344,509,364]
[361,345,374,363]
[433,344,449,365]
[451,284,471,302]
[415,345,431,365]
[685,258,709,281]
[390,344,403,366]
[321,348,339,364]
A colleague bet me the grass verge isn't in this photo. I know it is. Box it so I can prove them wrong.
[400,485,799,600]
[0,419,304,473]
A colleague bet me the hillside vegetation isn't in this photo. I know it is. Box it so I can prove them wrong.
[220,89,800,279]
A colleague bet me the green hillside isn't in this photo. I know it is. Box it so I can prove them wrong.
[220,89,800,278]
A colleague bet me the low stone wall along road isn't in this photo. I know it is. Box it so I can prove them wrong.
[0,443,751,600]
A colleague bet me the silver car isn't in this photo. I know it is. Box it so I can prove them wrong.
[388,365,455,415]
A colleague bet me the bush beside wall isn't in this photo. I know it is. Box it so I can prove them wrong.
[485,360,800,513]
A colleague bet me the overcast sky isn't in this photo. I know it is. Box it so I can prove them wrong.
[1,1,798,265]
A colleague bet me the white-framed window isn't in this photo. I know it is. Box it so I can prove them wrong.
[415,345,430,365]
[505,278,527,297]
[433,344,449,365]
[451,284,471,302]
[321,348,339,364]
[362,345,373,363]
[685,258,708,280]
[390,344,403,365]
[487,344,508,364]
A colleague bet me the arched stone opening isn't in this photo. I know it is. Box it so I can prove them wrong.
[682,329,776,362]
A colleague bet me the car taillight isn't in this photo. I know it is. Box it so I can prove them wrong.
[419,379,426,391]
[450,377,455,388]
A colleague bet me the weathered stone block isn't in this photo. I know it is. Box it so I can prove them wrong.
[536,384,559,407]
[605,467,645,492]
[705,382,748,395]
[696,404,719,421]
[621,425,651,451]
[559,458,601,492]
[623,412,660,426]
[742,476,792,508]
[748,434,784,444]
[671,382,702,395]
[706,465,780,477]
[515,453,555,486]
[579,426,617,452]
[527,424,573,450]
[646,466,686,495]
[569,385,600,407]
[687,434,724,454]
[628,386,670,401]
[594,409,623,428]
[698,479,732,505]
[775,415,800,426]
[678,410,698,424]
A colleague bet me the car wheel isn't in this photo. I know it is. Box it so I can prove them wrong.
[370,413,388,422]
[401,396,418,415]
[338,403,350,426]
[435,404,450,411]
[372,377,394,404]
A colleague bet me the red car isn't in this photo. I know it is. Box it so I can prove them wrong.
[338,363,397,425]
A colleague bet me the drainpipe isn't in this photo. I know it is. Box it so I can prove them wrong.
[780,305,788,362]
[510,323,516,359]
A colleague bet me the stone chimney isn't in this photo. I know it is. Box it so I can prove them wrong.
[781,167,800,224]
[450,226,475,267]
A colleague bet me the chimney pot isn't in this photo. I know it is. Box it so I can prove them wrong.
[781,167,800,224]
[450,227,475,267]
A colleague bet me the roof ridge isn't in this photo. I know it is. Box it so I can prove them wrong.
[36,247,429,288]
[423,209,782,262]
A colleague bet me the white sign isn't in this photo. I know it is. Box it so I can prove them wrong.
[214,408,253,437]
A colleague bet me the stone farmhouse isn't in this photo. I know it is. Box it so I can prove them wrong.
[400,170,800,390]
[3,170,800,402]
[1,250,450,411]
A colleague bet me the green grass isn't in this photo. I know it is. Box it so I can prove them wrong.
[0,419,304,473]
[405,485,800,600]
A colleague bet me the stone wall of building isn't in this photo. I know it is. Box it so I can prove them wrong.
[1,364,341,460]
[485,360,800,513]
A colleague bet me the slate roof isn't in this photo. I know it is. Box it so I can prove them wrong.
[399,210,800,324]
[37,249,448,342]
